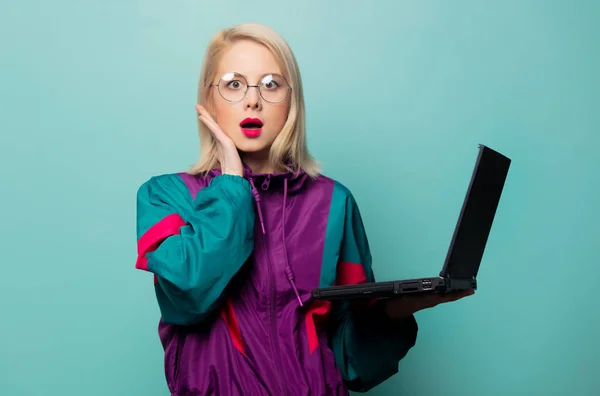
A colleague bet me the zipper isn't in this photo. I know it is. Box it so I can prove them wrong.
[262,233,288,395]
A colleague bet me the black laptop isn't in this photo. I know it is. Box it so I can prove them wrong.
[311,144,511,300]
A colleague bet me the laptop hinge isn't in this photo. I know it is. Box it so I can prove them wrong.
[445,275,477,289]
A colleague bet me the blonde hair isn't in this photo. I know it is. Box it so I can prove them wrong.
[189,23,320,177]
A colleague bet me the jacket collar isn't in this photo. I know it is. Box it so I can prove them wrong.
[208,163,309,195]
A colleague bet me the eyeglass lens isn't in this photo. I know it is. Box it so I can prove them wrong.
[217,72,290,103]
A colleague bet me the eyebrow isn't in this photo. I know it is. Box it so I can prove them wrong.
[212,71,287,86]
[221,71,283,78]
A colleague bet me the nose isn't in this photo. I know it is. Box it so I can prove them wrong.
[244,86,262,111]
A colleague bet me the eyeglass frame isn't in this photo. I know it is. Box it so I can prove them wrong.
[210,72,292,104]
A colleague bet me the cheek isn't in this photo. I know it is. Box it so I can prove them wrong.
[213,102,239,131]
[270,102,291,128]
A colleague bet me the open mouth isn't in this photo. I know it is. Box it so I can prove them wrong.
[240,118,264,137]
[240,118,264,129]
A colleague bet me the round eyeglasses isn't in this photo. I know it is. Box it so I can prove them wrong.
[212,72,291,103]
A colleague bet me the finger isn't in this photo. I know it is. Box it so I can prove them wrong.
[415,292,462,307]
[195,105,213,124]
[198,114,228,142]
[196,105,217,125]
[401,294,442,310]
[197,113,217,131]
[195,105,230,142]
[439,289,474,303]
[195,104,208,117]
[452,289,475,299]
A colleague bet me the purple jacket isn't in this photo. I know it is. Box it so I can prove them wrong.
[135,166,418,395]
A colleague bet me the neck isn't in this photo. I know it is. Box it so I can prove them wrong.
[240,150,276,174]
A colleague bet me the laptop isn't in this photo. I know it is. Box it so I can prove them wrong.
[311,144,511,300]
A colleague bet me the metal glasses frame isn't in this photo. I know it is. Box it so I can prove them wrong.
[210,72,292,104]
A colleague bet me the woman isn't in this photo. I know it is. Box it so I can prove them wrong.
[135,22,473,395]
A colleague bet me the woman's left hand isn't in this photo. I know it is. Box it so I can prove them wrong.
[381,289,475,320]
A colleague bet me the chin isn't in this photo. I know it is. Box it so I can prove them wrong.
[234,138,272,154]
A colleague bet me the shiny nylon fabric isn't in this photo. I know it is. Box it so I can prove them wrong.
[161,169,346,395]
[136,167,418,395]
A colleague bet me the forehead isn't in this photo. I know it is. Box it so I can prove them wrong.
[218,39,282,78]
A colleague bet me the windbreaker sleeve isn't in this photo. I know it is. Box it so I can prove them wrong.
[328,192,419,392]
[135,174,255,325]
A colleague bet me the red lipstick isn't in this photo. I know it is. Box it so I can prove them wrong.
[240,117,264,138]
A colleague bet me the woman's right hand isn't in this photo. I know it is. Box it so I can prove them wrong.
[196,104,244,177]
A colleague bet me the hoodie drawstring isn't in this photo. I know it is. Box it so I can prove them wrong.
[282,178,303,307]
[249,178,266,235]
[248,176,303,307]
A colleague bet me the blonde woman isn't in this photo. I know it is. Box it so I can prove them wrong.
[135,23,473,395]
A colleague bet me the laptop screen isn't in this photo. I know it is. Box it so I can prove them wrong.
[440,145,511,279]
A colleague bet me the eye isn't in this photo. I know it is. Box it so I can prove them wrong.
[262,80,280,90]
[226,80,244,89]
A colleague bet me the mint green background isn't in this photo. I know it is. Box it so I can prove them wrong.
[1,1,598,395]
